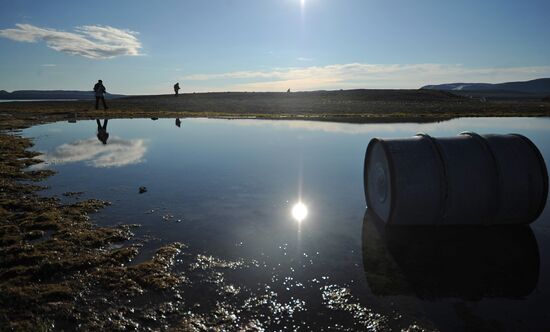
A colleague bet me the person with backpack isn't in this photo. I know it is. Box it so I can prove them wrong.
[174,82,180,96]
[94,80,108,110]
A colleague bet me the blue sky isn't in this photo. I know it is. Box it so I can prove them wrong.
[1,0,549,94]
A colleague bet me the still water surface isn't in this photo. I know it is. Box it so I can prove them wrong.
[23,117,550,331]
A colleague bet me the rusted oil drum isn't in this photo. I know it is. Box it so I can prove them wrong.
[364,133,548,225]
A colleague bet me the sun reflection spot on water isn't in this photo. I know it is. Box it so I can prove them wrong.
[292,202,308,222]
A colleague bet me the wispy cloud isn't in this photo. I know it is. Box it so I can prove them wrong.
[182,63,550,91]
[41,63,56,67]
[35,137,147,168]
[0,23,142,59]
[297,57,314,62]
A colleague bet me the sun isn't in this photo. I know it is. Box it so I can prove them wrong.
[291,202,308,222]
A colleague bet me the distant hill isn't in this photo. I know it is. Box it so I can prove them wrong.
[0,90,125,100]
[421,78,550,101]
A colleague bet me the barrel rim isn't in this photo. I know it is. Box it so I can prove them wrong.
[509,133,549,224]
[364,138,397,224]
[415,132,449,225]
[459,131,501,226]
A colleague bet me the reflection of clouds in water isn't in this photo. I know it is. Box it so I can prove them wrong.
[190,117,550,135]
[36,137,147,168]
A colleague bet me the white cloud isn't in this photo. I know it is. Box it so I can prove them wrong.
[35,137,147,168]
[0,23,142,59]
[297,57,314,62]
[41,63,56,67]
[182,63,550,91]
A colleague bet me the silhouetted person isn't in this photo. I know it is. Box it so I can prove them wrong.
[174,82,180,96]
[287,88,291,93]
[94,80,108,110]
[175,118,181,127]
[96,119,109,144]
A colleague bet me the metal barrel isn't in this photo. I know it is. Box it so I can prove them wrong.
[364,133,548,226]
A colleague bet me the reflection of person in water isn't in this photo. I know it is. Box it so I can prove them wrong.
[96,119,109,145]
[175,118,181,127]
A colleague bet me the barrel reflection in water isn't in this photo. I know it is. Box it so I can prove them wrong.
[362,210,540,300]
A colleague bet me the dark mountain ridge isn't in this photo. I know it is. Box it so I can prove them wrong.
[421,78,550,100]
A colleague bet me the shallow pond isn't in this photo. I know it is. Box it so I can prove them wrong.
[23,117,550,331]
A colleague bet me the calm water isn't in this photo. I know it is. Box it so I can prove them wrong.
[23,117,550,331]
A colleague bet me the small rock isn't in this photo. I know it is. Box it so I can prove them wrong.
[25,230,45,240]
[62,191,83,197]
[139,186,147,194]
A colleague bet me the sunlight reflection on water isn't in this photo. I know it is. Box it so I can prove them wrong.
[291,202,308,222]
